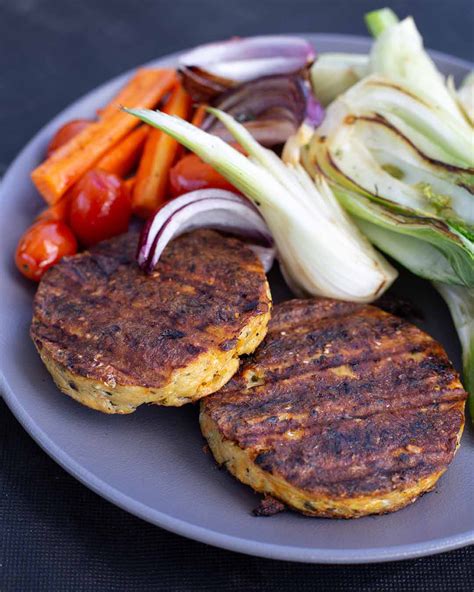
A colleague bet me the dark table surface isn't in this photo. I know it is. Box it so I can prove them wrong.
[1,0,473,590]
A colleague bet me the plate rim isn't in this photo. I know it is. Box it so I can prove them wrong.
[1,33,473,564]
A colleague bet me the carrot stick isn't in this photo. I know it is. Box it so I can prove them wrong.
[96,125,149,178]
[32,69,177,204]
[132,85,191,218]
[191,104,207,127]
[124,176,136,193]
[98,68,176,119]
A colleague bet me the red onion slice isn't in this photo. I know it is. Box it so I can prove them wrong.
[304,82,325,127]
[178,36,323,134]
[179,36,315,81]
[137,190,275,273]
[200,75,317,146]
[205,56,309,82]
[178,66,235,103]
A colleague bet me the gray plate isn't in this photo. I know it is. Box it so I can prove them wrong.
[1,35,473,564]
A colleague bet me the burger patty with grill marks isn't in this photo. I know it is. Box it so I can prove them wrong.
[200,299,467,518]
[31,230,271,413]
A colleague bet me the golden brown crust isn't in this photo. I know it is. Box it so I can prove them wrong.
[200,298,467,517]
[31,230,271,412]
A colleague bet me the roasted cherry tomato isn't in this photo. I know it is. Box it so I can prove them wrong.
[46,119,92,157]
[15,220,77,281]
[169,153,236,197]
[68,169,132,247]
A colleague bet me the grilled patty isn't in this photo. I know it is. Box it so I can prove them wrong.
[31,230,271,413]
[200,299,467,518]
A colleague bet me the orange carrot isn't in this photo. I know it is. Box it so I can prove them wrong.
[191,104,208,127]
[32,69,177,204]
[99,68,176,119]
[133,85,192,218]
[124,176,136,193]
[96,125,149,178]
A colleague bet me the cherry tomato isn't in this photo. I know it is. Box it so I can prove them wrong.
[15,220,77,281]
[68,169,132,247]
[47,119,92,157]
[169,154,237,197]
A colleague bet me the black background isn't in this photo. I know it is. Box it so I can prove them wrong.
[1,0,473,590]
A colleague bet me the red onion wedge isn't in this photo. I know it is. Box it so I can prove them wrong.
[201,75,307,146]
[178,66,235,103]
[137,190,275,273]
[178,36,323,140]
[199,75,324,146]
[304,82,325,127]
[179,36,316,83]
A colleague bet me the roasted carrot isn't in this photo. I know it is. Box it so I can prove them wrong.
[99,68,176,119]
[31,69,177,204]
[124,176,136,193]
[191,104,208,127]
[96,125,149,178]
[132,85,192,218]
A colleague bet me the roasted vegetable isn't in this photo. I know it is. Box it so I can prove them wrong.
[303,8,474,409]
[124,105,396,302]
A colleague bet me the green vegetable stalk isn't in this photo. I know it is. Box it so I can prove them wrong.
[124,106,397,303]
[302,7,474,409]
[435,284,474,417]
[365,7,399,38]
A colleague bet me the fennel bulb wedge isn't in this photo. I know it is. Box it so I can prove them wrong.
[435,283,474,417]
[124,107,396,302]
[310,53,368,106]
[334,187,474,287]
[305,72,474,289]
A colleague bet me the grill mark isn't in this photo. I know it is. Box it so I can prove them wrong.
[219,399,464,447]
[202,299,467,498]
[215,344,462,409]
[155,277,268,323]
[294,461,444,496]
[158,262,258,289]
[250,310,416,363]
[210,387,465,439]
[119,269,268,331]
[157,257,262,288]
[59,289,224,352]
[32,230,270,388]
[224,331,434,389]
[266,299,364,334]
[249,405,463,493]
[257,446,448,493]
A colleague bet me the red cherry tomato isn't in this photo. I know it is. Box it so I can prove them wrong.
[47,119,92,157]
[15,220,77,281]
[169,154,237,197]
[68,169,132,247]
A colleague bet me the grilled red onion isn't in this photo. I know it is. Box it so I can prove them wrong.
[178,36,323,143]
[137,190,275,273]
[201,75,320,146]
[178,66,235,103]
[304,82,325,127]
[179,36,315,84]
